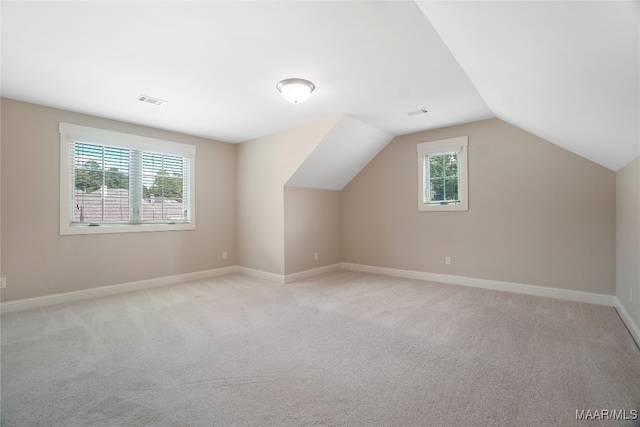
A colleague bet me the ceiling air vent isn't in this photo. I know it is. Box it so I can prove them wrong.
[406,108,429,117]
[138,95,167,106]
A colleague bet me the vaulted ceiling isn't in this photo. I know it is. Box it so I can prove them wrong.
[2,1,638,171]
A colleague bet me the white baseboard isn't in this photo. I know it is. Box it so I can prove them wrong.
[340,263,615,307]
[614,297,640,348]
[238,263,342,284]
[285,263,341,283]
[1,263,619,317]
[236,266,285,283]
[1,264,342,314]
[0,266,239,314]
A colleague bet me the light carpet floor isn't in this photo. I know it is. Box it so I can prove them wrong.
[2,270,640,426]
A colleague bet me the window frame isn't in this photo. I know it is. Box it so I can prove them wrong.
[417,136,468,212]
[59,122,196,235]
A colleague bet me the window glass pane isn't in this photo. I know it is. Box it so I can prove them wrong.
[429,177,444,202]
[73,143,130,223]
[73,193,100,222]
[75,168,102,194]
[429,154,445,178]
[444,177,459,201]
[104,170,129,191]
[103,193,130,222]
[142,153,185,222]
[444,152,458,177]
[74,143,103,193]
[425,151,459,204]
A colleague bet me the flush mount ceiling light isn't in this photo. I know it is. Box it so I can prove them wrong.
[276,78,315,103]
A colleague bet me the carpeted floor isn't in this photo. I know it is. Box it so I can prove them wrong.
[2,270,640,426]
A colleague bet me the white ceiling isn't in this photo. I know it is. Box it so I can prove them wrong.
[1,1,638,171]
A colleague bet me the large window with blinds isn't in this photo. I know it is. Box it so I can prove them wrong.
[417,136,468,212]
[60,122,196,235]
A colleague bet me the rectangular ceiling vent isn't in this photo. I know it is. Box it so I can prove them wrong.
[138,95,167,106]
[406,108,429,117]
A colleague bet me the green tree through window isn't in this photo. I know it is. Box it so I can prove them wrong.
[74,160,103,193]
[143,169,183,201]
[74,147,129,194]
[426,152,459,203]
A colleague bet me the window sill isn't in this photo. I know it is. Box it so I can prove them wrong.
[60,221,195,236]
[418,202,468,212]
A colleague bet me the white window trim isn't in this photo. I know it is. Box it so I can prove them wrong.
[417,136,468,212]
[59,122,196,235]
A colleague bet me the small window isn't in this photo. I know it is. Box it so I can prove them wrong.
[60,122,196,235]
[417,136,468,211]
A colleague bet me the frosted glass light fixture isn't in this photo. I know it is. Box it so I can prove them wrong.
[276,78,315,103]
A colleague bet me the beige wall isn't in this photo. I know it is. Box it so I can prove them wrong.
[616,156,640,326]
[0,98,237,301]
[341,118,616,294]
[284,186,341,275]
[1,99,624,302]
[236,117,339,275]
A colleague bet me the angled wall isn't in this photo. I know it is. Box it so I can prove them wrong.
[238,115,393,278]
[282,116,391,276]
[341,118,616,294]
[236,117,339,276]
[616,156,640,334]
[284,187,341,275]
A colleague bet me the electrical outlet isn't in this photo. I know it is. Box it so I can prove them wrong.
[445,257,451,265]
[0,277,6,289]
[222,251,228,260]
[314,252,319,260]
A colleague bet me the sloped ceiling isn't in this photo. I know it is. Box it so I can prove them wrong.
[416,1,639,171]
[286,115,393,191]
[1,1,638,173]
